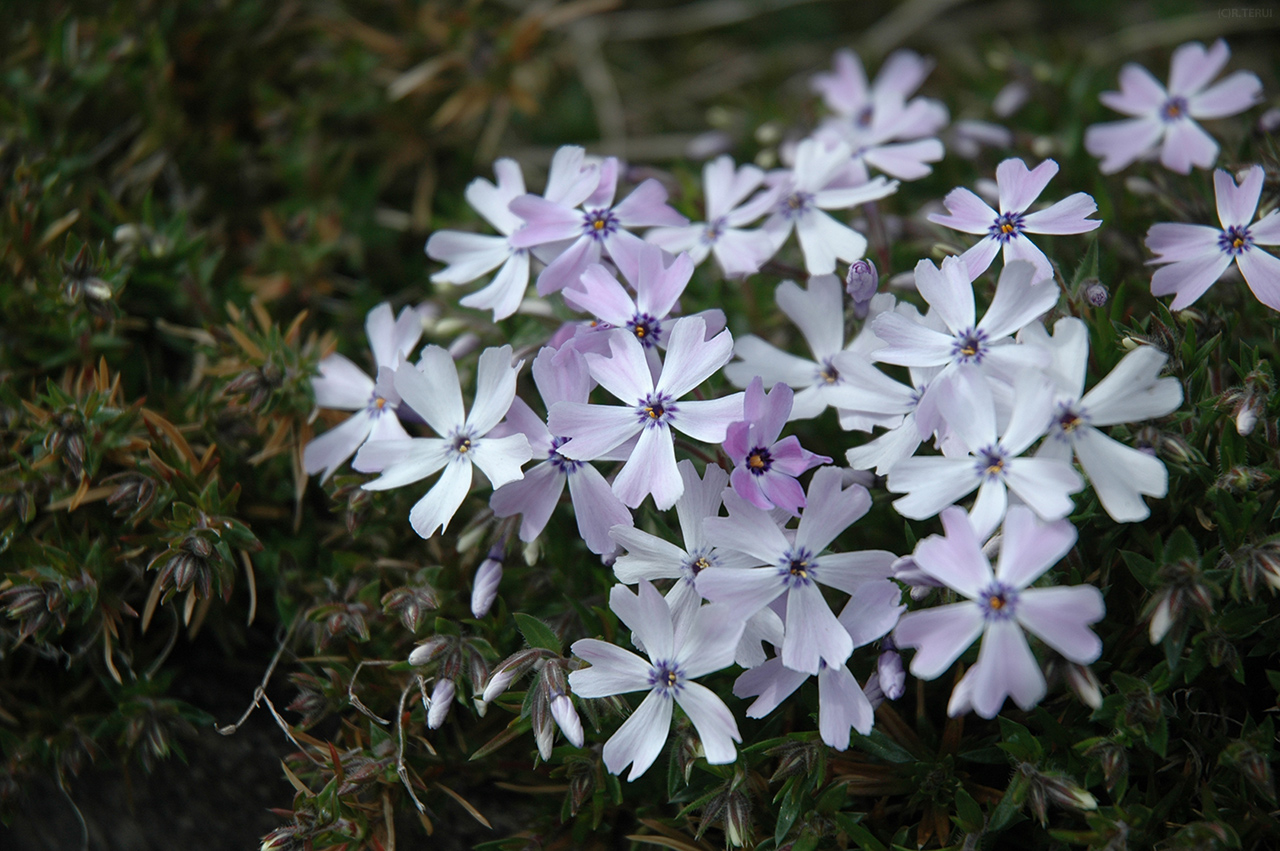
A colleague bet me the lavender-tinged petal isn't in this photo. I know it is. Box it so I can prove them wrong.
[363,304,398,372]
[997,158,1058,213]
[534,344,593,408]
[1190,70,1263,119]
[758,471,807,517]
[491,396,551,452]
[996,505,1078,589]
[569,465,634,555]
[466,160,525,233]
[887,456,981,521]
[655,318,734,399]
[722,419,750,463]
[586,330,655,403]
[675,681,740,765]
[584,157,618,209]
[796,209,867,276]
[928,188,998,234]
[490,461,564,542]
[981,341,1052,383]
[356,438,449,488]
[913,257,975,335]
[613,425,682,510]
[611,527,690,583]
[676,603,746,679]
[543,145,598,207]
[846,417,924,475]
[1001,373,1055,456]
[604,690,673,781]
[777,277,845,361]
[369,408,412,444]
[819,665,874,748]
[916,506,993,596]
[1159,120,1218,175]
[507,195,582,247]
[459,250,530,321]
[968,479,1009,543]
[767,435,829,476]
[1168,38,1230,97]
[313,353,375,410]
[1081,346,1181,426]
[863,139,944,181]
[756,382,795,445]
[712,228,774,276]
[1022,193,1101,235]
[736,608,784,668]
[426,231,511,284]
[645,225,702,258]
[675,460,728,553]
[869,312,955,367]
[725,336,819,387]
[958,236,1003,280]
[548,402,640,460]
[639,249,694,320]
[819,552,898,595]
[1249,212,1280,246]
[783,581,853,674]
[1151,252,1232,310]
[466,346,521,436]
[796,467,871,553]
[534,235,598,296]
[564,265,636,326]
[837,579,905,647]
[618,581,675,663]
[936,367,997,452]
[1083,117,1166,174]
[1001,234,1054,284]
[1001,457,1083,522]
[894,602,984,680]
[304,412,376,481]
[398,347,464,435]
[1144,222,1222,263]
[1073,426,1169,522]
[1099,63,1167,115]
[408,460,473,538]
[469,433,532,490]
[1017,586,1105,664]
[1238,247,1280,311]
[1215,165,1264,230]
[811,176,899,209]
[613,179,688,228]
[703,494,791,564]
[734,658,807,717]
[965,620,1045,718]
[672,395,744,444]
[730,466,773,512]
[697,568,785,615]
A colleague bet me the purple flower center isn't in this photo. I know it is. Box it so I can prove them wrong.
[1053,401,1089,441]
[582,208,618,240]
[855,105,874,128]
[682,548,717,585]
[816,358,842,384]
[778,546,816,588]
[974,445,1008,480]
[366,392,394,417]
[648,660,685,697]
[448,428,477,460]
[1219,225,1253,257]
[548,435,583,475]
[951,328,989,364]
[779,192,814,220]
[978,581,1019,621]
[988,211,1025,243]
[702,217,726,245]
[635,393,677,428]
[746,445,773,476]
[1160,96,1188,123]
[627,312,663,348]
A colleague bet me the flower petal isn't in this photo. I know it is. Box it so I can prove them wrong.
[603,689,673,781]
[777,276,845,361]
[1238,246,1280,311]
[1215,165,1264,230]
[356,438,448,488]
[1022,193,1100,235]
[913,257,974,334]
[1084,117,1166,174]
[819,664,874,747]
[894,602,984,679]
[612,527,690,583]
[490,461,565,543]
[1099,63,1167,115]
[1073,425,1169,522]
[783,581,853,674]
[929,187,997,235]
[469,433,532,490]
[1017,586,1105,664]
[569,639,653,696]
[996,158,1058,213]
[995,505,1078,589]
[656,317,734,400]
[963,619,1044,718]
[613,424,682,510]
[569,464,634,555]
[550,401,642,460]
[304,412,376,482]
[397,348,464,435]
[1189,70,1262,119]
[734,657,806,718]
[408,459,473,538]
[1150,252,1232,310]
[675,603,745,679]
[313,353,374,410]
[1159,119,1218,174]
[795,467,871,554]
[1168,38,1229,97]
[675,681,740,764]
[1002,457,1083,521]
[1145,222,1222,263]
[913,505,994,597]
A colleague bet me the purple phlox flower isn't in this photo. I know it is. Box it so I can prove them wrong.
[928,157,1101,280]
[609,460,783,668]
[567,581,744,780]
[354,345,533,539]
[870,257,1056,434]
[1146,165,1280,311]
[732,579,904,749]
[425,158,536,321]
[948,120,1014,160]
[814,103,945,184]
[488,345,633,556]
[723,377,831,516]
[563,243,700,353]
[811,48,947,138]
[547,316,743,511]
[698,466,897,675]
[886,366,1084,540]
[646,155,784,277]
[726,275,899,422]
[1020,317,1182,522]
[893,506,1104,718]
[509,151,688,296]
[303,302,426,482]
[761,136,899,275]
[1084,39,1263,174]
[842,342,944,475]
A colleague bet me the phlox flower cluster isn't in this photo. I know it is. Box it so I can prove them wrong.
[295,36,1270,786]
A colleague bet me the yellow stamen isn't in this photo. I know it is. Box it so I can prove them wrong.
[986,459,1004,476]
[375,397,386,409]
[1001,223,1015,234]
[989,595,1005,610]
[748,453,766,469]
[961,345,978,357]
[592,218,605,230]
[1233,237,1245,249]
[665,670,678,687]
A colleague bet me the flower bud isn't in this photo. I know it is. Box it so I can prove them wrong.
[427,678,455,729]
[470,547,504,618]
[876,648,906,701]
[408,635,449,667]
[551,694,584,748]
[1063,663,1103,710]
[1084,280,1109,307]
[845,260,879,319]
[482,665,519,705]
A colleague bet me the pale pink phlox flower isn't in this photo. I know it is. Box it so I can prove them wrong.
[509,154,688,296]
[1084,39,1263,174]
[886,367,1084,540]
[761,136,899,275]
[303,302,425,482]
[698,467,897,675]
[732,579,904,750]
[723,377,831,516]
[811,48,948,139]
[608,460,784,669]
[1020,317,1182,522]
[354,345,532,539]
[567,581,745,780]
[814,101,945,184]
[646,155,784,277]
[488,346,634,556]
[425,158,538,321]
[1146,165,1280,311]
[928,158,1101,281]
[548,316,743,510]
[893,506,1104,719]
[870,257,1056,437]
[726,275,899,423]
